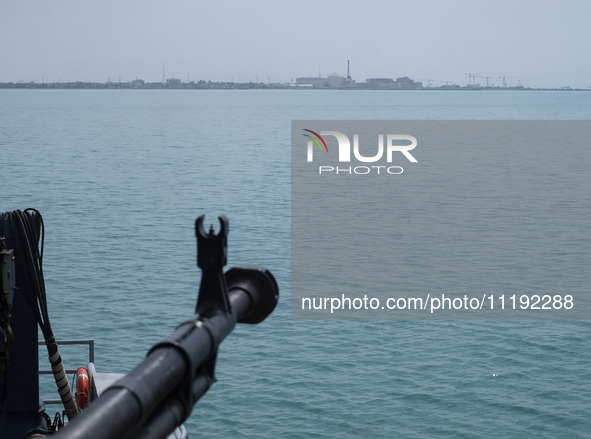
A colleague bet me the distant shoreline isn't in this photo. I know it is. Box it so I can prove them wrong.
[0,81,589,92]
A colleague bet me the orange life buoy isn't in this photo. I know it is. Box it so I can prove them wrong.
[75,367,90,410]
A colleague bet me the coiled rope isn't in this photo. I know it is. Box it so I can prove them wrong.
[0,209,78,419]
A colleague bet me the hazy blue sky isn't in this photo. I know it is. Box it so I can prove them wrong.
[1,0,590,88]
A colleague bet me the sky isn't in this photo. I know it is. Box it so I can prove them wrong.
[1,0,590,89]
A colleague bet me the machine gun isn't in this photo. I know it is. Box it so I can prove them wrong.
[0,209,279,438]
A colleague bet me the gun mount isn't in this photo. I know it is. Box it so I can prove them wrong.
[0,210,279,439]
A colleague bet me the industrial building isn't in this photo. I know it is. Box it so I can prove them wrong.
[295,61,421,90]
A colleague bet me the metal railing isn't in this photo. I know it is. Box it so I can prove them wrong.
[38,339,95,405]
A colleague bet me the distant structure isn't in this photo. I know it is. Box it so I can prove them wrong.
[345,60,355,89]
[364,78,395,88]
[295,74,422,89]
[327,73,345,88]
[166,78,182,86]
[295,72,347,89]
[295,76,326,88]
[296,61,421,89]
[295,60,356,89]
[360,77,423,90]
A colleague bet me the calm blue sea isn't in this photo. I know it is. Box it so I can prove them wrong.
[1,89,590,438]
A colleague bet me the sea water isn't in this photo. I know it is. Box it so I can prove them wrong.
[1,89,590,438]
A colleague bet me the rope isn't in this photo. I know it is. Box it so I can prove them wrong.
[0,209,78,419]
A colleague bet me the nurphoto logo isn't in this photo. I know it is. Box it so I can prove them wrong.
[302,129,418,175]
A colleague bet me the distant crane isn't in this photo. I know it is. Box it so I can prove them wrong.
[465,73,478,86]
[482,76,493,87]
[498,76,521,88]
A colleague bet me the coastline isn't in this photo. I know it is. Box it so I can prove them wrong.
[1,81,588,91]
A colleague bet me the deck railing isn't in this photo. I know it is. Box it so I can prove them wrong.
[38,339,95,405]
